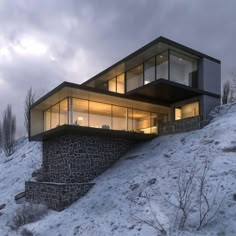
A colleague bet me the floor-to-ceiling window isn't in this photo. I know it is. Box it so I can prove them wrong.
[44,98,69,131]
[170,51,198,87]
[156,51,169,80]
[72,98,89,126]
[43,97,169,134]
[126,65,144,92]
[144,57,155,85]
[89,101,112,129]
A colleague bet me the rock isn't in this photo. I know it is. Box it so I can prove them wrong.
[129,183,139,191]
[147,178,157,185]
[0,204,6,211]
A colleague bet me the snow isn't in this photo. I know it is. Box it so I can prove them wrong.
[0,103,236,236]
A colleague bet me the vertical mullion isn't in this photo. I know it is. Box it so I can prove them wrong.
[155,56,157,80]
[143,63,145,86]
[168,49,170,81]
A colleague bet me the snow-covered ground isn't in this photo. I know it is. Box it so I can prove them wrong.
[0,103,236,236]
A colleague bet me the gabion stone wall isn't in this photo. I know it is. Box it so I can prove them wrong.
[158,116,207,135]
[42,135,134,183]
[25,181,95,211]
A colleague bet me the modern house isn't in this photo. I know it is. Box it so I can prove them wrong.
[26,36,221,210]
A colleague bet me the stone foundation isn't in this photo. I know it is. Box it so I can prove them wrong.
[25,181,95,211]
[25,134,134,211]
[158,116,207,135]
[42,135,134,183]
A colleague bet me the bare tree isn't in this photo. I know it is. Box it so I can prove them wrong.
[24,87,36,137]
[2,105,16,157]
[222,81,230,104]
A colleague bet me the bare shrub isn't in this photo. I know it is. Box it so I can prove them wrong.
[24,87,36,137]
[171,159,224,231]
[131,192,167,235]
[132,158,225,235]
[196,159,225,230]
[222,81,230,104]
[10,203,47,230]
[1,105,16,156]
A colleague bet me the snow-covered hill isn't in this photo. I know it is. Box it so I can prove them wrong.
[0,103,236,236]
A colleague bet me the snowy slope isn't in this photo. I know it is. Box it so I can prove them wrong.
[1,103,236,236]
[0,138,42,235]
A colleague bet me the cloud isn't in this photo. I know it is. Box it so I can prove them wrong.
[0,0,235,136]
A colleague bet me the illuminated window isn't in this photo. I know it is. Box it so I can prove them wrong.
[59,99,68,125]
[89,101,111,129]
[108,78,116,92]
[44,109,50,131]
[51,103,59,129]
[117,74,125,94]
[72,98,88,126]
[175,102,199,120]
[112,106,127,131]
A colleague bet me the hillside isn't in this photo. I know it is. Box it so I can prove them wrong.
[0,103,236,236]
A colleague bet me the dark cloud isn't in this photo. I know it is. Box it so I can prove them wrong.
[0,0,235,136]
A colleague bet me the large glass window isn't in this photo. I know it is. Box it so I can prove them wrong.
[89,101,112,129]
[44,109,50,131]
[72,98,89,126]
[170,51,198,87]
[51,103,59,129]
[117,74,125,94]
[43,97,169,134]
[144,57,155,84]
[59,99,68,125]
[156,51,168,80]
[112,105,127,131]
[108,78,116,92]
[126,64,144,92]
[132,109,151,134]
[175,101,199,120]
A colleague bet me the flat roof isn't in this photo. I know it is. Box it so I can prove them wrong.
[82,36,221,87]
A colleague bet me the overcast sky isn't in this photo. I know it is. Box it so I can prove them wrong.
[0,0,236,136]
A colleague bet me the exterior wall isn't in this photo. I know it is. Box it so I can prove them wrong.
[198,58,221,95]
[42,134,134,183]
[200,95,221,120]
[158,116,207,135]
[25,181,94,211]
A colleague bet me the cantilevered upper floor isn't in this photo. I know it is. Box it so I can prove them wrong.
[29,36,221,141]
